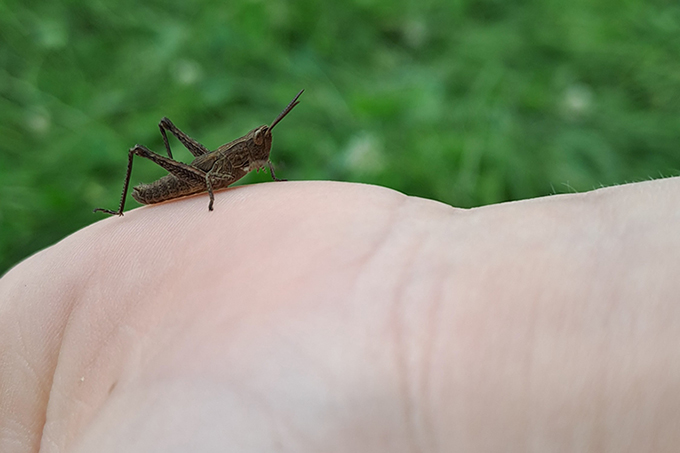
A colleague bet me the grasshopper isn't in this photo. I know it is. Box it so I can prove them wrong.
[94,89,303,216]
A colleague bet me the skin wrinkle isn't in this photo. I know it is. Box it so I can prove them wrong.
[74,321,125,389]
[263,325,345,406]
[2,415,33,451]
[377,197,450,453]
[524,279,544,442]
[406,202,465,453]
[349,193,408,276]
[264,392,325,452]
[218,381,307,451]
[41,387,95,453]
[249,382,321,452]
[389,242,422,453]
[522,277,541,447]
[14,328,46,401]
[36,276,90,453]
[417,251,447,453]
[99,377,312,451]
[366,199,454,452]
[396,230,440,453]
[333,192,411,447]
[38,243,125,453]
[1,311,38,452]
[254,338,338,450]
[39,431,60,453]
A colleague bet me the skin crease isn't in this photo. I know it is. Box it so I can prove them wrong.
[1,179,680,453]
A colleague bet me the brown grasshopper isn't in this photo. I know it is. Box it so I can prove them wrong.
[94,89,303,216]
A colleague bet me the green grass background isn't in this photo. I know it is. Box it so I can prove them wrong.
[1,0,679,275]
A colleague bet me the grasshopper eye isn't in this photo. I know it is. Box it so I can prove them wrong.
[253,128,264,145]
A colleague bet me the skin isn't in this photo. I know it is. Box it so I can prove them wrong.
[1,179,680,452]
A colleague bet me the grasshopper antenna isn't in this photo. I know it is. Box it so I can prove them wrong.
[268,89,304,132]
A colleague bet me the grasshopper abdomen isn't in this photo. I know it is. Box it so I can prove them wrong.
[132,175,203,205]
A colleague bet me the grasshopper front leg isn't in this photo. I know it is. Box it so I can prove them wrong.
[267,161,286,182]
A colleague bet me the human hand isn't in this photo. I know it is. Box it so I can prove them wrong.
[2,179,680,452]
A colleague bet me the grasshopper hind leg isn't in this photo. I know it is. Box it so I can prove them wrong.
[94,144,208,216]
[158,117,210,158]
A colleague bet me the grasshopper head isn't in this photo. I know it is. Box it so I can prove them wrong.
[250,125,274,162]
[250,90,304,160]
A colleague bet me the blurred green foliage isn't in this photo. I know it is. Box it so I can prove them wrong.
[1,0,680,274]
